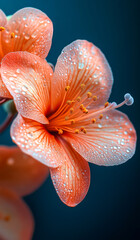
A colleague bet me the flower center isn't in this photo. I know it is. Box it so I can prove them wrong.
[47,84,134,135]
[0,26,15,58]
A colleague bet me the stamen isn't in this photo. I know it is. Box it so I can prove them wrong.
[65,116,69,120]
[80,83,85,90]
[87,92,92,98]
[104,102,109,108]
[99,114,103,119]
[70,108,74,114]
[83,107,88,114]
[80,126,84,131]
[11,32,15,38]
[71,119,75,124]
[0,26,5,31]
[66,100,72,105]
[93,96,97,101]
[80,104,84,110]
[83,128,87,134]
[75,129,79,134]
[77,96,81,102]
[58,129,63,135]
[92,118,96,123]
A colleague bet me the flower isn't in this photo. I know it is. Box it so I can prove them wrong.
[0,187,34,240]
[0,7,53,99]
[0,145,49,239]
[1,40,137,207]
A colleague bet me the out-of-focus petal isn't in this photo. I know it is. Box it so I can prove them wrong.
[0,187,34,240]
[11,114,63,168]
[1,7,53,58]
[0,73,12,98]
[1,51,53,124]
[50,139,90,207]
[0,146,49,196]
[63,110,137,166]
[51,40,113,112]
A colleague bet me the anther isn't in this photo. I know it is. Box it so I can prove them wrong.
[99,114,103,119]
[92,118,96,123]
[83,128,87,134]
[66,100,72,105]
[75,129,79,134]
[124,93,134,106]
[65,86,70,91]
[80,104,84,110]
[80,126,84,131]
[77,96,81,102]
[87,92,92,98]
[70,108,74,114]
[71,100,75,103]
[65,116,69,121]
[0,26,5,31]
[80,83,85,90]
[71,119,75,124]
[11,32,15,38]
[93,96,97,101]
[104,102,109,108]
[58,129,63,135]
[83,107,88,114]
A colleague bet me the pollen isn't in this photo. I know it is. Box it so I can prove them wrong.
[58,129,63,135]
[66,100,72,105]
[80,83,85,90]
[99,114,103,119]
[75,129,79,134]
[11,32,15,38]
[93,95,97,101]
[77,96,81,102]
[0,26,5,31]
[70,108,74,114]
[65,86,70,91]
[71,100,75,103]
[80,104,84,110]
[87,92,92,98]
[92,118,96,123]
[104,102,109,108]
[71,119,75,124]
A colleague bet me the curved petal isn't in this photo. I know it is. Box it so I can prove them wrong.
[0,10,7,61]
[1,51,53,124]
[0,72,12,98]
[63,110,137,166]
[0,146,49,196]
[1,7,53,58]
[50,138,90,207]
[11,114,63,168]
[51,40,113,112]
[0,188,34,240]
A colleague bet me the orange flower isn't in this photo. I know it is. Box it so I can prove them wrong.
[0,187,34,240]
[0,7,53,99]
[0,146,49,239]
[1,40,137,207]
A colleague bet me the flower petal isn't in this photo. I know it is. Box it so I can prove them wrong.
[0,146,49,196]
[1,7,53,58]
[63,110,137,166]
[50,139,90,207]
[11,114,63,168]
[51,40,113,112]
[1,51,53,124]
[0,187,34,240]
[0,10,7,61]
[0,72,12,98]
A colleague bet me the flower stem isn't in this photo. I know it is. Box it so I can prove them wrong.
[0,113,15,134]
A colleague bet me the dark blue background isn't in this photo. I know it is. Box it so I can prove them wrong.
[0,0,139,239]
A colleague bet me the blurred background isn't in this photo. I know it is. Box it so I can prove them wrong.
[0,0,139,239]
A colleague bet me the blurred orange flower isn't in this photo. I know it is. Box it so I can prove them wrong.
[1,40,137,207]
[0,7,53,99]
